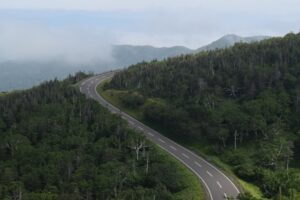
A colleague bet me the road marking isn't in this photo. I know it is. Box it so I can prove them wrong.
[156,144,214,200]
[182,148,240,194]
[206,171,213,177]
[158,138,166,143]
[170,145,177,151]
[224,193,227,199]
[195,161,202,167]
[182,153,190,159]
[138,126,144,131]
[146,132,154,137]
[129,121,134,125]
[217,181,222,188]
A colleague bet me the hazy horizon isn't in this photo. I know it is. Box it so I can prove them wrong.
[0,0,299,65]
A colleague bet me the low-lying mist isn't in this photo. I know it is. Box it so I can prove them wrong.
[0,22,121,92]
[0,22,115,65]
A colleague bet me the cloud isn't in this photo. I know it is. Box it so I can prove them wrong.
[0,0,299,51]
[0,0,172,11]
[0,21,115,65]
[0,0,299,13]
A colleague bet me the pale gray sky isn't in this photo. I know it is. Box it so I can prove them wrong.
[0,0,299,63]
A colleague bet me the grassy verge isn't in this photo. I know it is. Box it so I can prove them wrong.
[98,86,266,199]
[155,145,205,200]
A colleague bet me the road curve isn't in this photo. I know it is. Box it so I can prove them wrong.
[80,72,240,200]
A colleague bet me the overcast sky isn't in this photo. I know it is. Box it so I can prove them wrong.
[0,0,299,63]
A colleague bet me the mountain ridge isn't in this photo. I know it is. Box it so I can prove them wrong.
[0,34,270,92]
[196,34,270,52]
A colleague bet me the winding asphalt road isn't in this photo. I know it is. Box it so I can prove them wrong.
[80,71,240,200]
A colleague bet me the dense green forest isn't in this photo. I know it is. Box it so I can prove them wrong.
[105,33,300,199]
[0,72,202,200]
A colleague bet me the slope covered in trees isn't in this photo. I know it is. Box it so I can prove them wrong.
[105,33,300,199]
[0,72,203,200]
[0,34,267,93]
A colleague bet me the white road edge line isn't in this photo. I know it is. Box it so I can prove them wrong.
[224,193,227,199]
[154,143,214,200]
[178,143,240,193]
[217,181,222,188]
[206,171,213,177]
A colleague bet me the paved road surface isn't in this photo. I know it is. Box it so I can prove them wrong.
[80,72,240,200]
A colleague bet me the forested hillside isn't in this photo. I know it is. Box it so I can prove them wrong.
[105,33,300,199]
[0,73,202,200]
[0,34,267,93]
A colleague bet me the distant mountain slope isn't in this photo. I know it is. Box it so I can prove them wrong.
[0,34,269,92]
[112,35,269,66]
[196,34,270,52]
[0,61,115,92]
[112,45,193,67]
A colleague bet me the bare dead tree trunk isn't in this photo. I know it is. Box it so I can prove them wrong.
[209,60,215,77]
[18,186,22,200]
[79,103,82,123]
[129,140,145,161]
[221,137,226,148]
[234,130,238,150]
[67,162,73,180]
[132,160,136,176]
[114,186,118,198]
[279,186,282,200]
[116,124,122,151]
[146,152,149,174]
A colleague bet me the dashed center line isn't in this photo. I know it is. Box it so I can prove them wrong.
[158,138,166,143]
[146,132,154,137]
[206,171,213,177]
[194,161,202,167]
[182,153,190,159]
[170,145,177,151]
[217,181,222,188]
[138,127,144,131]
